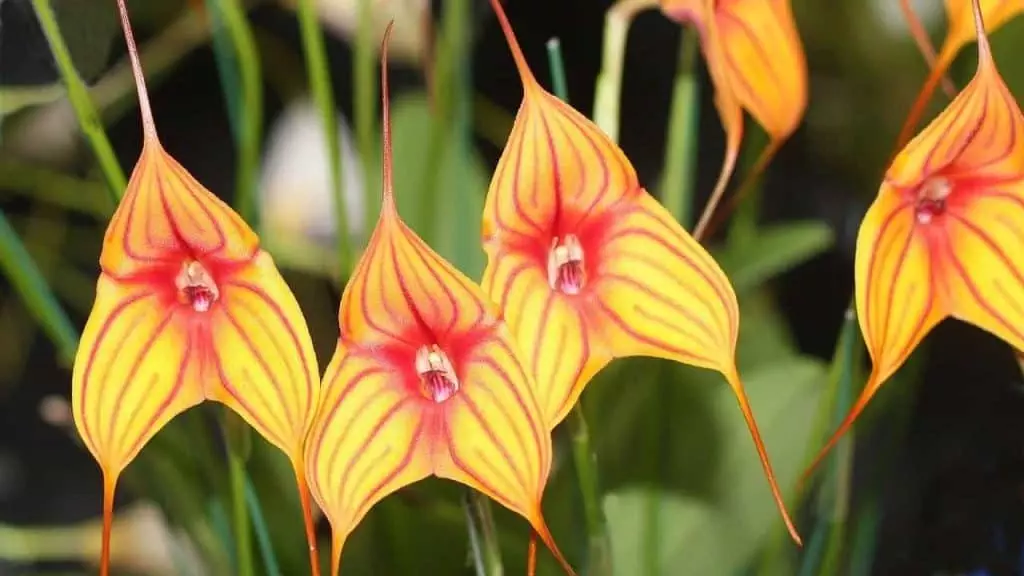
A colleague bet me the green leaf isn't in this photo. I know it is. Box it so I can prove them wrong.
[366,92,489,278]
[0,209,78,365]
[714,221,834,294]
[596,357,829,575]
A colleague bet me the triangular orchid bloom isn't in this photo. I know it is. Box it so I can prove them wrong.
[895,0,1024,151]
[303,24,575,576]
[480,0,801,544]
[73,3,321,574]
[807,0,1024,475]
[658,0,808,236]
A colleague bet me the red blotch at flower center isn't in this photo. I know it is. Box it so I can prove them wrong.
[547,234,586,295]
[914,177,953,224]
[174,260,219,312]
[415,345,460,403]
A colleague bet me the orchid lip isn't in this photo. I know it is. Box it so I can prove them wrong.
[415,344,460,403]
[913,176,953,224]
[547,234,586,295]
[175,260,219,312]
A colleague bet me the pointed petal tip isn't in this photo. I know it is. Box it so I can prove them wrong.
[487,0,539,90]
[115,0,158,143]
[531,514,578,576]
[722,367,802,546]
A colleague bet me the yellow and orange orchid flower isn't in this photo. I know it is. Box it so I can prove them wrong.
[73,3,321,574]
[807,0,1024,475]
[896,0,1024,151]
[481,0,801,544]
[658,0,808,237]
[304,24,575,576]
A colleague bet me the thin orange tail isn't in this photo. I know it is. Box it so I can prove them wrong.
[697,139,781,242]
[527,530,538,576]
[892,47,956,160]
[296,469,322,576]
[100,474,117,576]
[533,517,577,576]
[898,0,957,97]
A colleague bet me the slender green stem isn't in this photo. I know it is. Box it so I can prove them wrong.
[547,37,612,575]
[296,0,353,275]
[28,0,126,203]
[464,490,504,576]
[593,0,655,141]
[208,0,263,225]
[355,0,378,229]
[0,209,78,365]
[660,32,700,227]
[222,414,254,576]
[244,476,282,576]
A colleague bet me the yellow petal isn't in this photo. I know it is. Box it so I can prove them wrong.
[205,250,320,464]
[482,255,610,427]
[483,0,800,545]
[102,144,259,278]
[808,0,1024,477]
[305,348,433,574]
[307,25,574,574]
[72,275,204,480]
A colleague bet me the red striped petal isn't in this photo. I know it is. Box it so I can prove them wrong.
[103,145,259,278]
[206,251,320,464]
[307,24,574,573]
[72,275,204,480]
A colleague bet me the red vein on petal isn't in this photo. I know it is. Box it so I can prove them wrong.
[336,397,414,503]
[474,346,542,479]
[345,416,425,524]
[592,298,715,365]
[79,290,155,453]
[211,348,287,450]
[860,200,914,349]
[101,308,177,453]
[547,308,593,426]
[224,282,305,416]
[923,93,989,177]
[458,392,532,494]
[317,366,390,489]
[119,331,193,461]
[219,306,297,438]
[603,267,722,348]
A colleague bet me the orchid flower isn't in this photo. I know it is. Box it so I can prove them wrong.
[808,0,1024,474]
[73,2,321,573]
[303,24,575,576]
[480,0,801,544]
[896,0,1024,150]
[659,0,808,236]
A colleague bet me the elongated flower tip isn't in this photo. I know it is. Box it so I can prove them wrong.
[807,0,1024,480]
[661,0,808,140]
[894,0,1024,151]
[481,0,799,544]
[305,24,575,575]
[79,3,322,575]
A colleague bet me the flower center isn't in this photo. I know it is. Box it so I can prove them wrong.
[547,235,586,295]
[415,345,459,403]
[914,177,952,224]
[175,260,219,312]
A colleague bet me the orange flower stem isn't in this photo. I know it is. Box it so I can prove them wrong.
[296,471,322,576]
[547,39,613,576]
[897,0,957,98]
[464,490,504,576]
[100,473,116,576]
[696,138,780,243]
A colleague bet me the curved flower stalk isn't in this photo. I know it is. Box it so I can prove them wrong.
[73,3,321,574]
[807,0,1024,475]
[481,0,801,545]
[659,0,808,237]
[895,0,1024,151]
[304,24,575,576]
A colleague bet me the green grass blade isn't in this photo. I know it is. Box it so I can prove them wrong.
[660,32,700,228]
[296,0,353,275]
[28,0,126,203]
[206,0,264,225]
[0,209,79,365]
